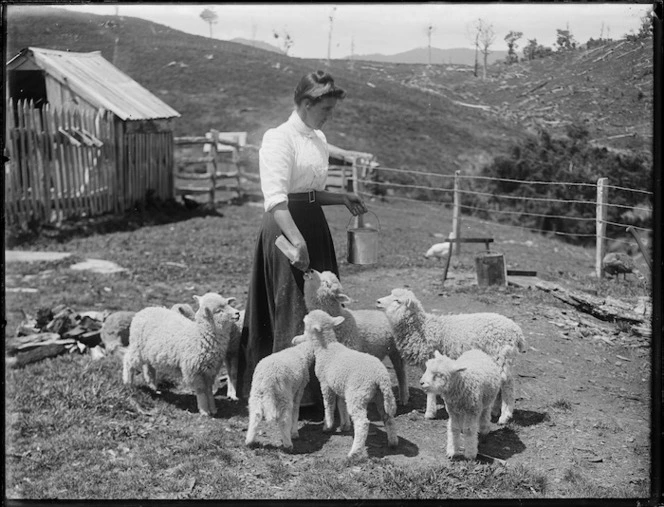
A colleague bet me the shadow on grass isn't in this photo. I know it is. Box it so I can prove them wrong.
[139,385,249,418]
[511,408,550,427]
[478,425,527,460]
[366,428,420,458]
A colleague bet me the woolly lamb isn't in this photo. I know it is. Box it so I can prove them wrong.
[123,293,240,416]
[292,309,399,458]
[376,288,526,424]
[172,303,244,401]
[100,311,136,351]
[303,269,409,405]
[245,339,315,450]
[420,349,501,460]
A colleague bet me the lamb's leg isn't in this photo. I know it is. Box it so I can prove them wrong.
[321,385,337,432]
[278,402,294,451]
[463,417,480,460]
[498,376,515,425]
[245,400,261,446]
[191,373,212,416]
[388,349,409,405]
[424,392,438,419]
[122,353,135,385]
[347,407,370,458]
[141,363,158,391]
[374,391,399,448]
[337,397,352,432]
[446,411,462,459]
[479,405,498,435]
[204,371,218,416]
[291,383,306,439]
[224,353,239,401]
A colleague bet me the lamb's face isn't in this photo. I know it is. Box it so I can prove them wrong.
[376,288,415,321]
[302,310,344,345]
[303,270,350,307]
[194,293,241,327]
[420,356,454,394]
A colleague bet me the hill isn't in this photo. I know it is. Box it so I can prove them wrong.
[230,37,282,54]
[348,46,508,66]
[5,6,653,175]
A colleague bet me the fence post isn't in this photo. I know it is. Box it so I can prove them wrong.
[453,170,461,255]
[596,177,608,278]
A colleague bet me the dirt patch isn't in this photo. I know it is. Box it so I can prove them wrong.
[246,266,650,496]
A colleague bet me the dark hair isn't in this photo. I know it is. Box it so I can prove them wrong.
[293,70,346,106]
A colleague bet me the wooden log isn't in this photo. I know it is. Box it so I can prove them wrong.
[535,280,647,324]
[6,341,73,368]
[6,332,62,354]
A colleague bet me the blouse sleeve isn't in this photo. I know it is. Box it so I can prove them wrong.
[259,128,294,212]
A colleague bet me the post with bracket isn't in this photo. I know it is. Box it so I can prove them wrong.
[596,177,608,279]
[452,170,461,255]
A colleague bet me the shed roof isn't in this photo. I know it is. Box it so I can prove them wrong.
[7,47,180,121]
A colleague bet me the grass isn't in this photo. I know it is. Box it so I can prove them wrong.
[4,196,653,500]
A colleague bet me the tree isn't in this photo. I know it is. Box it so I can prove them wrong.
[523,38,553,61]
[504,30,523,64]
[273,29,294,56]
[426,23,435,67]
[626,11,652,41]
[477,19,495,80]
[555,27,577,51]
[327,7,337,65]
[200,8,218,39]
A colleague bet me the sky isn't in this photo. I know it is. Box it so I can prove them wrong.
[50,2,653,59]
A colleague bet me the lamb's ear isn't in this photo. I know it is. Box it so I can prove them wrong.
[193,295,201,305]
[227,297,236,306]
[292,334,305,345]
[433,350,444,360]
[333,316,345,327]
[335,292,352,305]
[453,366,467,374]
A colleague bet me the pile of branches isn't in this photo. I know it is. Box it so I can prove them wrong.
[6,305,108,368]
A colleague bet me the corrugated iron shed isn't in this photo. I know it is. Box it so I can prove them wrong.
[7,47,180,121]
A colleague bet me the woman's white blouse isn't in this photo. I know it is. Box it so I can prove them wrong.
[259,111,329,212]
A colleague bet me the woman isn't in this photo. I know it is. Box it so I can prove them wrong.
[236,70,366,401]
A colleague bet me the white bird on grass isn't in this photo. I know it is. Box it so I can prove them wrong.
[424,233,455,260]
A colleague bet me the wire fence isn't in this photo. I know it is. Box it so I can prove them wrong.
[354,165,653,256]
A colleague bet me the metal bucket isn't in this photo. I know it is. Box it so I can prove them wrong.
[347,211,380,265]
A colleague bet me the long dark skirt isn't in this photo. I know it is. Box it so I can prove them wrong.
[236,200,339,399]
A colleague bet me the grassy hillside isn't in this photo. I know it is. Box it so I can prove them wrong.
[4,6,529,174]
[6,6,653,176]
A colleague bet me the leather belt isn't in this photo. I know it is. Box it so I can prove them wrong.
[288,190,317,203]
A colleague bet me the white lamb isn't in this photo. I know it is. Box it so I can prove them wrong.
[420,349,502,460]
[303,269,409,405]
[123,293,241,416]
[172,303,244,401]
[376,288,526,424]
[292,309,399,458]
[245,340,314,451]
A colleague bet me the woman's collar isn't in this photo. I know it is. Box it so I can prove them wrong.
[289,110,315,136]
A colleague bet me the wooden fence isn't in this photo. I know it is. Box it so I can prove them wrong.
[4,100,175,228]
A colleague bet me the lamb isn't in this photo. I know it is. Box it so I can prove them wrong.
[100,311,135,351]
[172,303,244,401]
[303,269,409,405]
[376,288,526,424]
[245,339,314,451]
[123,292,241,416]
[420,349,502,460]
[292,309,399,458]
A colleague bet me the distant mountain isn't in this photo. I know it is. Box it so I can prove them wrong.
[230,37,282,54]
[347,46,508,66]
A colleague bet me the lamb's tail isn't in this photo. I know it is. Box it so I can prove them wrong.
[377,373,397,418]
[250,377,290,421]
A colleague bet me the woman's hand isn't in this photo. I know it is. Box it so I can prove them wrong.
[291,241,311,272]
[344,193,367,216]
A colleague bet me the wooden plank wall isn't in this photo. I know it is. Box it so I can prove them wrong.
[4,100,174,228]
